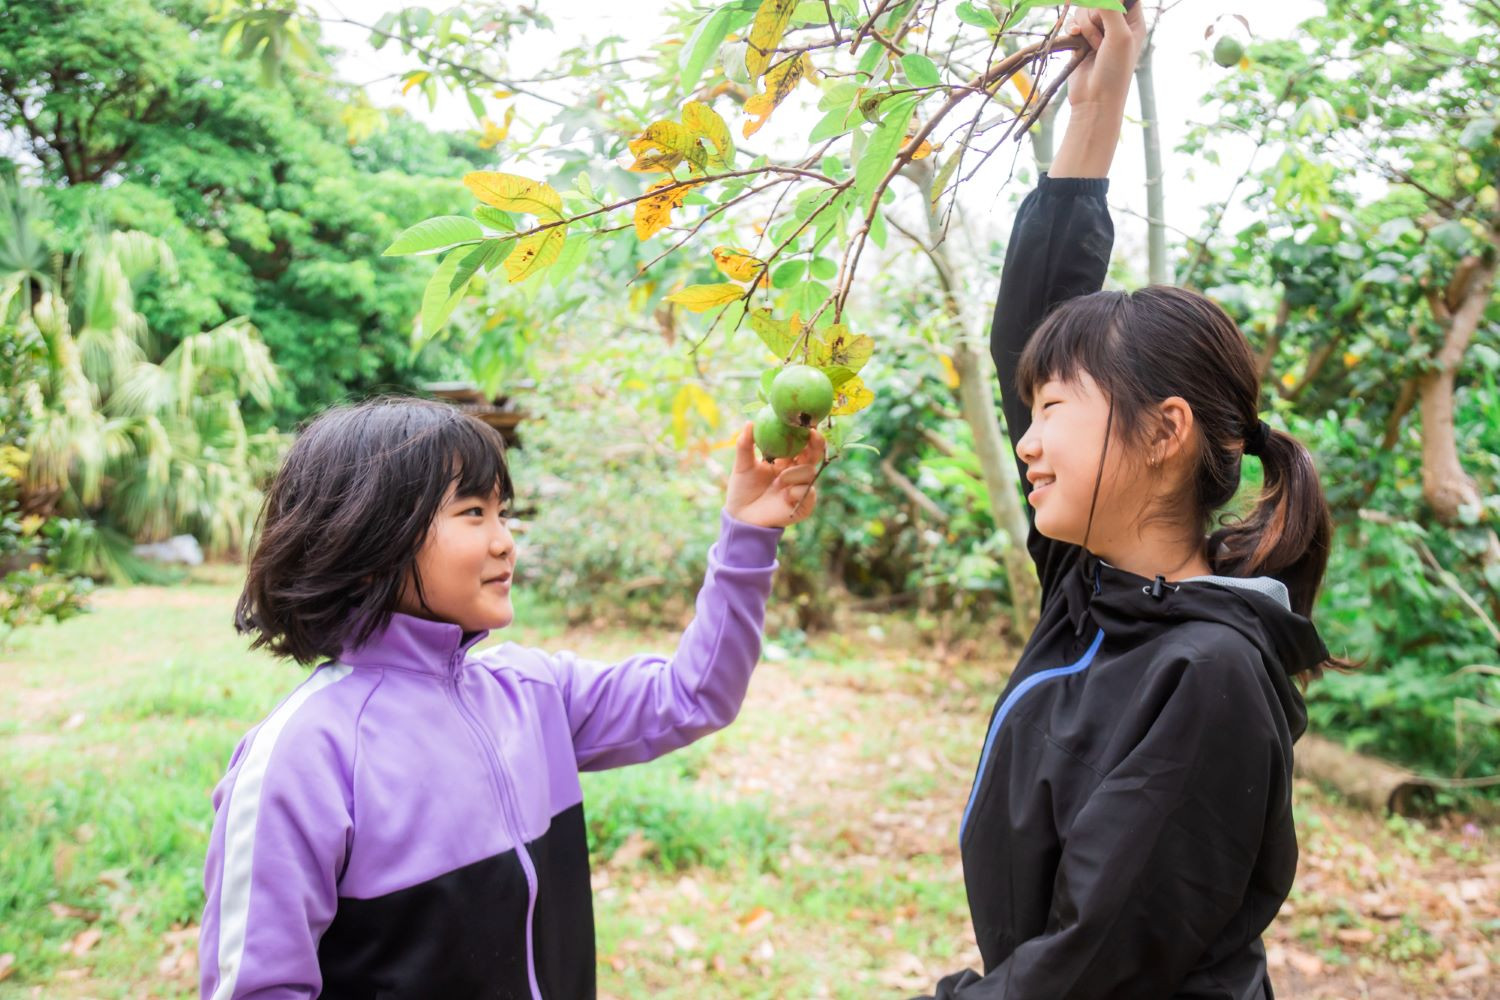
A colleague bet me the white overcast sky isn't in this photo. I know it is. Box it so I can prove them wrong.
[312,1,1307,278]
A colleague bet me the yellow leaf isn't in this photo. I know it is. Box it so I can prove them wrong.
[939,353,959,388]
[505,226,567,283]
[1343,351,1360,368]
[627,120,702,173]
[492,89,515,99]
[666,283,745,312]
[748,308,800,358]
[907,137,936,160]
[743,53,814,138]
[1009,69,1033,103]
[810,324,874,375]
[682,101,732,165]
[476,107,515,150]
[464,172,562,221]
[401,71,430,96]
[634,178,703,240]
[1280,371,1297,389]
[712,246,765,283]
[746,0,799,82]
[831,376,875,416]
[671,383,721,449]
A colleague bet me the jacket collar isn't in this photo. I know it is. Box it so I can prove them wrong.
[338,612,489,675]
[1061,550,1329,678]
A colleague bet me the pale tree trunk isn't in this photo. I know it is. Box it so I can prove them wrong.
[1418,241,1500,615]
[902,159,1039,634]
[1135,36,1169,285]
[1029,100,1058,175]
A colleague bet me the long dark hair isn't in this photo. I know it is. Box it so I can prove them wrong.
[1016,285,1335,634]
[236,397,514,664]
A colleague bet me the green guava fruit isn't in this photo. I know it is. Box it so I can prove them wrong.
[769,365,835,428]
[753,405,811,460]
[1213,36,1245,68]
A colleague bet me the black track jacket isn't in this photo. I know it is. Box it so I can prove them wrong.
[922,176,1329,1000]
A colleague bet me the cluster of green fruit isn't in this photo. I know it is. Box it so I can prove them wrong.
[753,364,833,459]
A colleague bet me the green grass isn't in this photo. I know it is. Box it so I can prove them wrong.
[3,572,1495,998]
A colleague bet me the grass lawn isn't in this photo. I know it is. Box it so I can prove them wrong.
[1,568,1496,998]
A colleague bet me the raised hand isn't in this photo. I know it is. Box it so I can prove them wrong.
[724,422,825,529]
[1065,2,1148,112]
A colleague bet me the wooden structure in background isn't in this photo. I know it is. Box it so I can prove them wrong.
[423,381,528,447]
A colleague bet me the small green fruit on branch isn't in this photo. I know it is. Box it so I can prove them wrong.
[770,365,834,427]
[753,405,811,459]
[1213,36,1246,68]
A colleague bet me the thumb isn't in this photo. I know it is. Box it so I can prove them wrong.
[733,422,757,473]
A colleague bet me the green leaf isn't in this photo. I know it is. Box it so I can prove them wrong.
[818,82,861,111]
[929,151,962,210]
[900,53,941,87]
[759,367,777,401]
[383,216,484,256]
[548,231,590,286]
[450,239,512,294]
[680,8,733,92]
[809,106,858,143]
[474,206,518,232]
[1428,220,1472,254]
[422,252,466,335]
[869,207,888,249]
[809,257,838,280]
[1459,116,1497,149]
[772,259,806,288]
[1000,0,1042,30]
[955,2,1000,30]
[854,94,918,210]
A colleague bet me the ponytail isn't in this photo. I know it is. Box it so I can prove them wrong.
[1209,427,1331,618]
[1210,426,1354,679]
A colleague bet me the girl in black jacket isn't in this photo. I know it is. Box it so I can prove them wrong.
[922,7,1338,999]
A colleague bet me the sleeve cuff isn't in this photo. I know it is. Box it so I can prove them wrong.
[717,509,782,568]
[1038,173,1110,196]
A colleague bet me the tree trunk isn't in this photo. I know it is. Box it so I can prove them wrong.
[1418,245,1500,607]
[901,159,1039,634]
[1135,38,1168,285]
[1029,100,1058,176]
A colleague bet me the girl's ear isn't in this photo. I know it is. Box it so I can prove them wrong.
[1151,396,1196,466]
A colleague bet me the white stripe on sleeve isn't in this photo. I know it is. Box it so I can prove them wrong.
[211,664,353,1000]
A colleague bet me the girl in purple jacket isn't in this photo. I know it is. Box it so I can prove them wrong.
[198,397,821,1000]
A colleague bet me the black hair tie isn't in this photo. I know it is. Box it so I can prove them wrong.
[1243,418,1272,457]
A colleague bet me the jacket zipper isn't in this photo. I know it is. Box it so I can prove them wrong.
[447,650,544,1000]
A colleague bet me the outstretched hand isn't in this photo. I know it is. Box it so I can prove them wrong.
[1065,1,1148,111]
[724,422,825,529]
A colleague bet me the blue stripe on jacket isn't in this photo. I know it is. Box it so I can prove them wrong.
[960,628,1106,843]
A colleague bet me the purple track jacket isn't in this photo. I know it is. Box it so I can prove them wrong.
[199,511,782,999]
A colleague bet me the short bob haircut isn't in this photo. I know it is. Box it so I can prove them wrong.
[236,396,514,664]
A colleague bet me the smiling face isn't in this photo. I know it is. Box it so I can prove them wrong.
[1015,370,1144,551]
[397,485,517,632]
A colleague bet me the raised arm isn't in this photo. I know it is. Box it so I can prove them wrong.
[990,4,1144,603]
